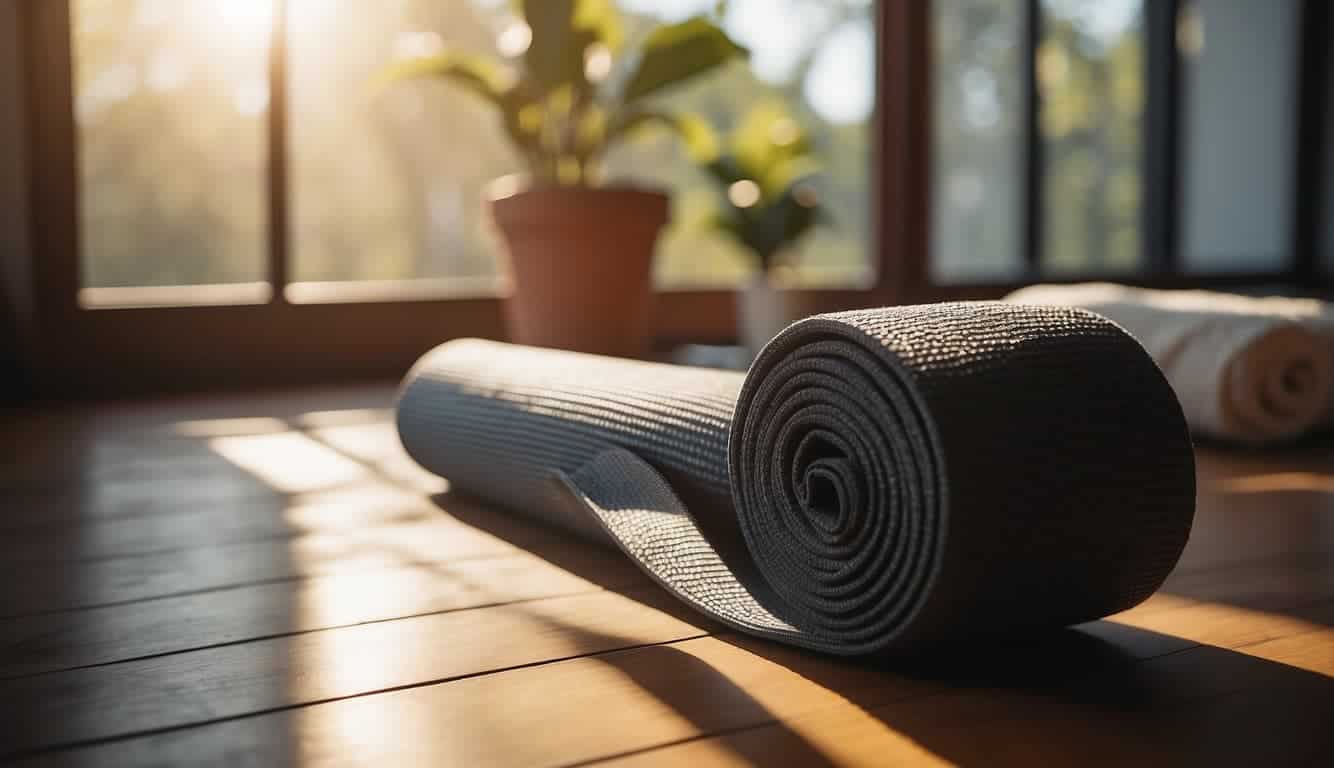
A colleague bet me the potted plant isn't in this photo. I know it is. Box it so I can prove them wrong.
[694,102,828,355]
[380,1,746,356]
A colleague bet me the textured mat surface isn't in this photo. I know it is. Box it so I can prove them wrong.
[397,302,1196,655]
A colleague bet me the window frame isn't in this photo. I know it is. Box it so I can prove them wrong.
[21,0,912,395]
[15,1,1330,396]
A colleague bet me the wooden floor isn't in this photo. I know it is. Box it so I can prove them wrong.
[2,386,1332,767]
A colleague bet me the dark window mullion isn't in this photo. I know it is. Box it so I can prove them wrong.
[1143,0,1180,276]
[1292,0,1330,287]
[1022,0,1042,277]
[267,0,291,301]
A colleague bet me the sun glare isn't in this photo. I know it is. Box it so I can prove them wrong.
[215,0,274,43]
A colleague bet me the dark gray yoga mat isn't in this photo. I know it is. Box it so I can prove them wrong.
[396,302,1196,655]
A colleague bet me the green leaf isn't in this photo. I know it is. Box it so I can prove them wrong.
[703,177,825,268]
[491,80,546,170]
[621,17,747,103]
[703,156,747,188]
[522,0,577,94]
[665,112,720,162]
[730,101,811,189]
[605,110,719,161]
[524,0,620,104]
[561,26,599,104]
[375,51,512,103]
[574,105,608,155]
[702,208,744,240]
[773,181,825,245]
[575,0,623,51]
[761,155,821,199]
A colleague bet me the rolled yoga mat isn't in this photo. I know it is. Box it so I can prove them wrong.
[1008,283,1334,444]
[397,302,1196,656]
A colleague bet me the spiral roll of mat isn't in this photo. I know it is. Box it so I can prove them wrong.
[397,302,1196,655]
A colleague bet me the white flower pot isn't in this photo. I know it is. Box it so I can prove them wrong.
[738,275,821,357]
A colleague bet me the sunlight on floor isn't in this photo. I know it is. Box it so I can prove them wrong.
[309,421,447,494]
[172,416,289,437]
[1235,627,1334,677]
[210,432,371,494]
[1111,600,1333,677]
[1218,471,1334,494]
[281,484,431,529]
[297,409,395,429]
[185,409,447,495]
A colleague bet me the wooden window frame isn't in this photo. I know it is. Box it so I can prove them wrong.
[15,1,1330,396]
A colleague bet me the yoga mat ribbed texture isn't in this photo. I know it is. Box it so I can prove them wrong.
[397,302,1196,655]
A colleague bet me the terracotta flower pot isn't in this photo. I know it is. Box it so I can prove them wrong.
[488,184,669,358]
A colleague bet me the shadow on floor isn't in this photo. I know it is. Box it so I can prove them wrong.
[434,490,1334,766]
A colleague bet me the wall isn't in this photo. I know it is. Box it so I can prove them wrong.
[0,0,34,397]
[1323,1,1334,278]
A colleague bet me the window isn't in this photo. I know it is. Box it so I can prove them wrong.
[1037,0,1144,275]
[15,0,1330,393]
[74,0,271,302]
[929,0,1026,281]
[1177,0,1300,273]
[923,0,1330,293]
[69,0,875,305]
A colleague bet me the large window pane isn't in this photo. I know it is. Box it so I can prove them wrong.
[1039,0,1144,274]
[73,0,269,291]
[1179,0,1299,273]
[930,0,1026,282]
[287,0,511,288]
[287,0,873,290]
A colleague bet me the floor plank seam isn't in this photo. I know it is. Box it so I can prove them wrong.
[0,548,595,620]
[1,631,716,761]
[0,512,461,566]
[0,584,667,682]
[0,488,294,533]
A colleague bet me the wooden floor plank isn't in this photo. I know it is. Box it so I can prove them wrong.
[0,466,279,531]
[1107,597,1334,652]
[595,631,1334,768]
[0,442,244,500]
[0,502,628,617]
[1236,627,1334,676]
[0,547,648,677]
[1155,552,1334,608]
[6,555,1326,761]
[4,393,1331,767]
[7,513,1315,636]
[1,589,710,758]
[1,414,427,531]
[1175,489,1334,573]
[0,483,445,563]
[0,518,514,617]
[15,612,1333,768]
